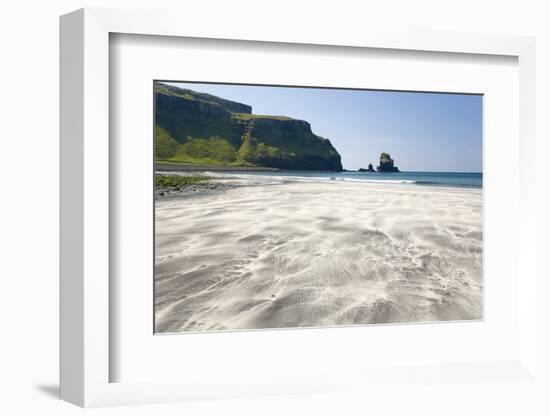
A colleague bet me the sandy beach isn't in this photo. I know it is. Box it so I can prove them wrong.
[155,175,482,333]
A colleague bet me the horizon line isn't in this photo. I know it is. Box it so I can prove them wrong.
[342,169,482,174]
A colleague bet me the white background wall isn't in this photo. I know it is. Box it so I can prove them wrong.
[0,1,548,415]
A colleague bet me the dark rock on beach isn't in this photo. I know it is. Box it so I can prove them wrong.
[155,173,239,200]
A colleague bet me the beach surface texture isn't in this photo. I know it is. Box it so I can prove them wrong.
[155,174,482,333]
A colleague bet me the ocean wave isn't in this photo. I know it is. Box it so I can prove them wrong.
[212,173,481,188]
[214,172,418,185]
[164,170,482,189]
[340,178,417,184]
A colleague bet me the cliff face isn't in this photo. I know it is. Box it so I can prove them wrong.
[154,83,343,171]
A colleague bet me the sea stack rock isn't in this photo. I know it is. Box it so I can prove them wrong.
[377,153,400,172]
[359,163,376,172]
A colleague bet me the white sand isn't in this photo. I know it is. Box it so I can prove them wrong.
[155,179,482,333]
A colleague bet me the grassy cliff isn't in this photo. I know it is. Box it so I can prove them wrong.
[154,83,342,171]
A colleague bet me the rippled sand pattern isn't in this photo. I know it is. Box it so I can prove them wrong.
[155,181,482,332]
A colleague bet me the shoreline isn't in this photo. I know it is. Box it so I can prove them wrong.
[156,165,483,190]
[154,170,482,202]
[155,172,240,200]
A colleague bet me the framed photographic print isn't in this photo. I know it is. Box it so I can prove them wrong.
[152,80,484,334]
[60,8,538,408]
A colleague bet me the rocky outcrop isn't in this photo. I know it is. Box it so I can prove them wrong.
[358,163,375,173]
[155,83,342,171]
[377,152,400,172]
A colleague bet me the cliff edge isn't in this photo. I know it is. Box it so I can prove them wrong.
[155,83,343,171]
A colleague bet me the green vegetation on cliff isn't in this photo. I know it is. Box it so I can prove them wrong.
[154,83,342,171]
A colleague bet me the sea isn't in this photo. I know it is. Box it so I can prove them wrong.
[219,171,483,189]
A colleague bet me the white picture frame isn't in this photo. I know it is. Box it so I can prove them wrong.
[60,7,538,407]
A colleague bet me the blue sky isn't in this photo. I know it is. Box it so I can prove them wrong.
[165,82,482,172]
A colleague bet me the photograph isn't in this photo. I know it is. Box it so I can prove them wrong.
[153,81,483,333]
